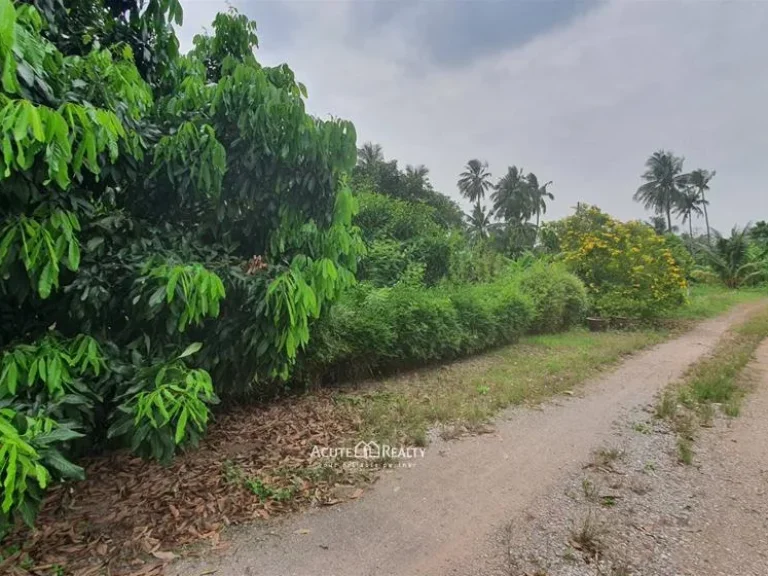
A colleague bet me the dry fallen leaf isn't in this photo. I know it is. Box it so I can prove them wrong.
[151,550,176,561]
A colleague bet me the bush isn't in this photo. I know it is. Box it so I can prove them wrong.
[517,263,588,333]
[298,278,535,383]
[558,206,687,318]
[298,261,586,383]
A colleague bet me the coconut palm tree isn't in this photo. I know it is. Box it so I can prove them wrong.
[633,150,687,233]
[688,169,715,245]
[647,215,669,235]
[491,166,531,223]
[526,172,554,235]
[457,159,493,209]
[405,164,429,181]
[676,187,706,246]
[357,142,384,171]
[702,226,766,288]
[466,204,494,240]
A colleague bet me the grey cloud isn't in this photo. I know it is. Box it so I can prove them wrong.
[346,0,602,69]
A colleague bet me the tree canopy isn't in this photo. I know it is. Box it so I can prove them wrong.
[0,0,362,529]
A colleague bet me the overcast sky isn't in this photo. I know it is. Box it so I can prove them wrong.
[178,0,768,233]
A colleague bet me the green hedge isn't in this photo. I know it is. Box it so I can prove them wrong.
[297,263,588,383]
[518,262,588,333]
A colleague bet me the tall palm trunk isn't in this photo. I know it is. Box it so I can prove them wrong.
[688,215,694,251]
[666,205,673,234]
[700,188,711,245]
[534,207,540,246]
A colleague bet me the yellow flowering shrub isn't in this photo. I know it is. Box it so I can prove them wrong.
[559,206,687,318]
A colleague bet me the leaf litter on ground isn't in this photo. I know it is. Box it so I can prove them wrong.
[4,393,367,576]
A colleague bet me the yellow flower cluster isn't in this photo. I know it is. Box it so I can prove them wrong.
[558,207,687,317]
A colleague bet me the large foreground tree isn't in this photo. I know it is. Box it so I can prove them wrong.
[0,1,362,529]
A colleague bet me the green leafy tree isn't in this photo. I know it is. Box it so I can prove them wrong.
[0,1,362,528]
[352,145,464,228]
[751,221,768,256]
[633,150,687,233]
[458,159,493,210]
[688,169,715,244]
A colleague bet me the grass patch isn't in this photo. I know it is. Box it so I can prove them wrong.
[686,309,768,407]
[667,285,765,321]
[342,328,667,445]
[656,304,768,464]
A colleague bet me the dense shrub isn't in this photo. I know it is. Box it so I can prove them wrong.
[517,263,588,333]
[558,206,687,318]
[355,192,455,286]
[297,262,585,383]
[298,279,534,383]
[448,240,510,283]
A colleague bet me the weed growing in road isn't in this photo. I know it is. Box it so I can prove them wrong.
[582,478,599,502]
[655,391,678,419]
[591,447,624,470]
[677,437,694,465]
[569,510,606,558]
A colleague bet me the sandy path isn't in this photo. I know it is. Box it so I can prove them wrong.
[668,338,768,575]
[172,303,764,576]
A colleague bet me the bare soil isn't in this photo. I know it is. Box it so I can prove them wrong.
[170,302,767,576]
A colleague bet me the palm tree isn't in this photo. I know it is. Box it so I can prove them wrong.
[491,166,531,223]
[457,159,493,209]
[676,187,705,246]
[526,173,554,235]
[633,150,687,233]
[405,164,429,181]
[357,142,384,171]
[466,204,494,240]
[702,226,766,288]
[647,215,669,235]
[403,164,430,200]
[688,169,715,245]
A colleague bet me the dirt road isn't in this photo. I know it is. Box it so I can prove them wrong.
[172,303,765,576]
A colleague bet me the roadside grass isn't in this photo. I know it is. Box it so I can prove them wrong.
[667,285,765,321]
[338,329,668,445]
[339,290,766,447]
[655,304,768,464]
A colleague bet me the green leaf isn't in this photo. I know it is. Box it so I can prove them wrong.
[38,260,55,299]
[178,342,202,359]
[0,0,16,49]
[67,238,80,270]
[174,407,188,444]
[148,286,166,307]
[0,359,17,394]
[42,449,85,480]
